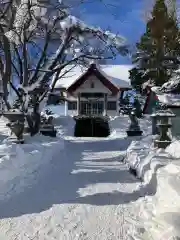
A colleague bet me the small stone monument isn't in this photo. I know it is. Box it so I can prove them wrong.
[126,108,143,136]
[4,110,25,143]
[153,110,176,149]
[40,115,57,137]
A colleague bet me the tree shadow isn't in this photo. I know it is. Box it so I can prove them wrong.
[67,137,133,152]
[0,135,157,219]
[72,172,158,206]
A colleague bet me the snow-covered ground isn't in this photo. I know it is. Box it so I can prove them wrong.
[0,117,65,203]
[0,106,179,239]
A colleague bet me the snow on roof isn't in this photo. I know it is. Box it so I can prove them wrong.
[96,65,132,89]
[52,64,133,90]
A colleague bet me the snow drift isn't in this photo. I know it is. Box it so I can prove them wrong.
[0,117,64,201]
[125,135,178,181]
[125,134,180,239]
[137,159,180,240]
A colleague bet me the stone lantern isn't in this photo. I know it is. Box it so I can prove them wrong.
[153,110,176,149]
[4,110,25,144]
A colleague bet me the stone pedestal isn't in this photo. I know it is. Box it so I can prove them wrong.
[126,108,143,136]
[4,111,25,144]
[40,124,57,137]
[151,114,159,135]
[40,115,57,137]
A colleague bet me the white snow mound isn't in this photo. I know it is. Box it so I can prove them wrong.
[126,135,175,181]
[0,118,64,201]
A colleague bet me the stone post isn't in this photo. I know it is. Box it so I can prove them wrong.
[103,93,107,116]
[64,100,68,116]
[77,93,81,115]
[151,115,159,135]
[116,92,120,115]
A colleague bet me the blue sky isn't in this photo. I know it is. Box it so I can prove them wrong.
[78,0,147,64]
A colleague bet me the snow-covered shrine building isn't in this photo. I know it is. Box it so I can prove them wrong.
[52,63,132,116]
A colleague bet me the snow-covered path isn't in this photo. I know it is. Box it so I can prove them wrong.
[0,122,153,240]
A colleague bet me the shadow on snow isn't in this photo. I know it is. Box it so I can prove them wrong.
[0,135,158,219]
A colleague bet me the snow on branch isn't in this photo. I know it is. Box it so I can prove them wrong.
[160,73,180,93]
[1,0,129,110]
[4,0,68,44]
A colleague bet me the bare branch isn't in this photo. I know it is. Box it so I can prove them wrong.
[14,46,23,84]
[0,0,128,114]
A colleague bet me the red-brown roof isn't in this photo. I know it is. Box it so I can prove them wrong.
[67,64,119,95]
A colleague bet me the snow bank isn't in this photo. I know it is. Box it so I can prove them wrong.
[0,119,64,201]
[126,135,154,179]
[165,139,180,159]
[125,135,177,181]
[109,115,129,138]
[123,115,163,180]
[138,161,180,240]
[125,137,180,239]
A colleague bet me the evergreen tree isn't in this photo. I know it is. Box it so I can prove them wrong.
[129,67,147,93]
[130,0,180,88]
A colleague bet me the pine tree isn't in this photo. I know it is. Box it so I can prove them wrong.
[130,0,180,88]
[129,67,147,92]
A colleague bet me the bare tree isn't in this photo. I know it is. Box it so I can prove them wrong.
[0,0,16,109]
[0,0,129,135]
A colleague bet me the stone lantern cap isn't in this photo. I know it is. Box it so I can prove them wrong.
[151,109,176,118]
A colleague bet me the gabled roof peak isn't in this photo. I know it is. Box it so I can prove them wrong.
[52,64,132,90]
[67,64,119,95]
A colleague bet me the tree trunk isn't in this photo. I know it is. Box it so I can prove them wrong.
[26,102,41,136]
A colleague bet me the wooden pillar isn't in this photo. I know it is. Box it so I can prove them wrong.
[77,93,81,115]
[103,93,108,116]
